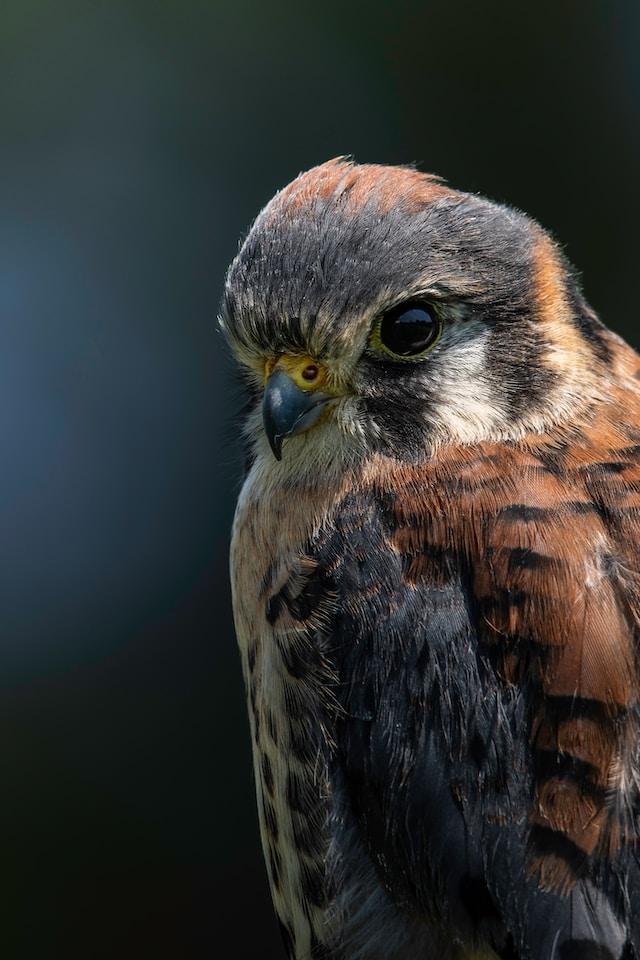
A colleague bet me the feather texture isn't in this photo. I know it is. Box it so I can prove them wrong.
[225,160,640,960]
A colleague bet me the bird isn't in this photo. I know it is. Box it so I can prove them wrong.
[221,158,640,960]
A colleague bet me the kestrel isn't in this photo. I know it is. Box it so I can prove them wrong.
[222,159,640,960]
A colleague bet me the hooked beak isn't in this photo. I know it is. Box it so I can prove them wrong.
[262,369,332,460]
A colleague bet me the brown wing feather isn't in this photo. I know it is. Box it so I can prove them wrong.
[371,337,640,892]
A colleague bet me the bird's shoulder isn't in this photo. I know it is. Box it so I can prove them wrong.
[307,334,640,899]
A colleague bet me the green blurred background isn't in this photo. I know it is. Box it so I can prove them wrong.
[2,1,638,956]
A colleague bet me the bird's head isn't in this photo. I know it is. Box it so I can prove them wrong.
[221,159,610,480]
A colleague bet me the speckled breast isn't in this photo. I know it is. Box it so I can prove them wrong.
[230,464,345,959]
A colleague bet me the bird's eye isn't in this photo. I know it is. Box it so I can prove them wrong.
[371,300,443,360]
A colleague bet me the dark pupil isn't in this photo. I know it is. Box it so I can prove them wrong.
[380,302,437,356]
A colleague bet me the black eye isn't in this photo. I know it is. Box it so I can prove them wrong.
[375,300,442,359]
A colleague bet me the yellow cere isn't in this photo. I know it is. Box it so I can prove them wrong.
[264,354,328,391]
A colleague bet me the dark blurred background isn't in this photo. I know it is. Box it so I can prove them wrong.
[1,1,638,956]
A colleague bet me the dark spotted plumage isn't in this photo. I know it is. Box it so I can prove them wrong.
[224,159,640,959]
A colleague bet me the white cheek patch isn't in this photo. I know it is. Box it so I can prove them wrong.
[427,324,509,445]
[242,320,516,481]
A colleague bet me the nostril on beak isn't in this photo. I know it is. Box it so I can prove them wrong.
[262,369,331,460]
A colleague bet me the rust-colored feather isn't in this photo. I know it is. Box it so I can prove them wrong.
[367,336,640,893]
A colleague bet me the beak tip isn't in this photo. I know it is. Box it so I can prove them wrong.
[270,440,283,461]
